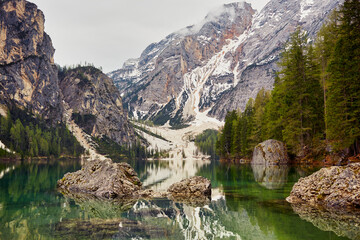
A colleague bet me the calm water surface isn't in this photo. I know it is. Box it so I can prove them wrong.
[0,158,355,240]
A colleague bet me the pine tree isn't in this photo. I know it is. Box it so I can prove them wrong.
[263,73,286,142]
[216,110,237,157]
[268,28,324,155]
[326,0,360,152]
[252,88,271,144]
[240,99,254,155]
[315,10,340,139]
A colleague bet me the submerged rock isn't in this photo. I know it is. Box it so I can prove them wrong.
[252,139,289,166]
[57,159,142,199]
[286,163,360,209]
[54,218,173,240]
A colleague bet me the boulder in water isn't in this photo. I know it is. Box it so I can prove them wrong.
[286,163,360,209]
[167,176,211,206]
[57,159,142,199]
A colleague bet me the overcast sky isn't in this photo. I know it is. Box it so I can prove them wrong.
[31,0,270,73]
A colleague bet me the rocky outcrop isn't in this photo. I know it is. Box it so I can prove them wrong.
[0,0,63,122]
[57,160,142,199]
[251,139,289,166]
[58,160,212,206]
[286,163,360,209]
[167,176,211,206]
[110,0,343,123]
[59,66,135,145]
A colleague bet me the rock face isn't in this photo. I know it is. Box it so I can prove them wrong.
[0,0,63,121]
[167,176,211,205]
[59,66,135,145]
[286,163,360,209]
[251,139,289,166]
[57,160,142,199]
[109,0,343,124]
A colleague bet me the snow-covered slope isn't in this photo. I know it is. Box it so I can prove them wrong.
[109,0,342,124]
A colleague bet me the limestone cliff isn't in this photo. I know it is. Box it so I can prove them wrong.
[59,66,136,145]
[0,0,63,122]
[0,0,136,151]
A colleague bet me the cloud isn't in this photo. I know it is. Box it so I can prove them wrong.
[31,0,270,72]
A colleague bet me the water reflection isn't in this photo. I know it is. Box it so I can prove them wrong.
[290,203,360,240]
[141,157,211,191]
[0,159,83,240]
[251,164,290,189]
[0,158,354,240]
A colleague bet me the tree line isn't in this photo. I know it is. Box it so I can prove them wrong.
[0,105,84,158]
[216,0,360,159]
[195,129,218,158]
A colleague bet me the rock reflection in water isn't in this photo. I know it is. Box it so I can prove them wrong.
[251,164,289,189]
[60,191,137,218]
[290,203,360,240]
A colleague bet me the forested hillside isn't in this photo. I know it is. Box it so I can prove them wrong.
[216,0,360,160]
[0,105,84,158]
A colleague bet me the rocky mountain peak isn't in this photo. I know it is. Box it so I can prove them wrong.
[0,0,62,122]
[108,1,255,126]
[59,66,136,145]
[0,0,136,151]
[109,0,343,125]
[177,2,254,37]
[0,0,54,64]
[208,0,343,119]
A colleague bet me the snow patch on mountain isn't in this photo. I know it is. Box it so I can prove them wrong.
[300,0,315,21]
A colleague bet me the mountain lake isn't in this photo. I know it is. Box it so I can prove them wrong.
[0,155,358,240]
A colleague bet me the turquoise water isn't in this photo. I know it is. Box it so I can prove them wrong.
[0,158,355,240]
